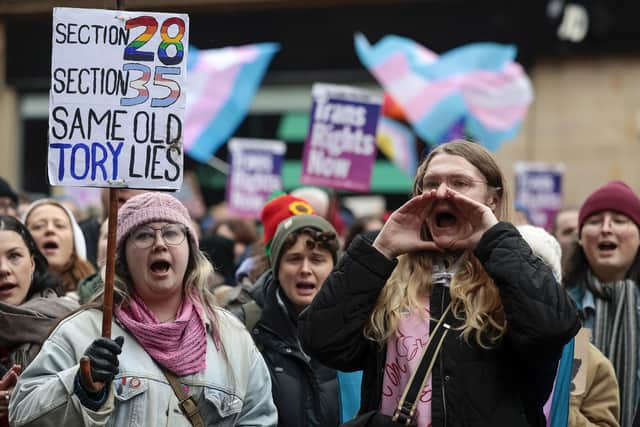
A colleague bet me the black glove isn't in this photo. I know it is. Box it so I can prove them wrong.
[79,336,124,390]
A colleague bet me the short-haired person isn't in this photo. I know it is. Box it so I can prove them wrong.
[564,181,640,427]
[238,193,341,426]
[299,139,580,426]
[9,192,277,426]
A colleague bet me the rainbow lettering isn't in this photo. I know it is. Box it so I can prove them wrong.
[124,16,158,62]
[158,18,185,66]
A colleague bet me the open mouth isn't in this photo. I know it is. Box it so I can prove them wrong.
[0,283,17,293]
[598,242,618,251]
[296,282,316,295]
[42,241,59,250]
[435,212,458,228]
[150,261,171,274]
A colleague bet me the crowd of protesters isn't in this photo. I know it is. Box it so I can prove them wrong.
[0,138,638,426]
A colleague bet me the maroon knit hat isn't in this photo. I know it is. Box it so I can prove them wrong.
[116,192,198,250]
[578,180,640,232]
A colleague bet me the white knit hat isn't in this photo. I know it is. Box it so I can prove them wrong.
[291,187,330,218]
[22,198,88,260]
[517,224,562,281]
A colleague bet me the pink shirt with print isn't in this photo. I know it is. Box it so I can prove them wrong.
[380,297,432,427]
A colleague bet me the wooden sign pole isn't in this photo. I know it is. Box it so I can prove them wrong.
[100,188,118,338]
[80,0,122,390]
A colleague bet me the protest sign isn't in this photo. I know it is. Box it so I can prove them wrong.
[49,7,188,190]
[226,138,286,218]
[515,162,565,230]
[301,83,382,192]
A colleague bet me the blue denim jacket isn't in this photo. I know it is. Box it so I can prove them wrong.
[9,308,277,426]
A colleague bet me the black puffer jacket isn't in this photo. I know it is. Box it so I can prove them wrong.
[251,271,340,427]
[299,222,580,427]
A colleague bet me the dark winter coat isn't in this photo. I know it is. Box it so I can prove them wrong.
[251,271,340,427]
[299,222,581,427]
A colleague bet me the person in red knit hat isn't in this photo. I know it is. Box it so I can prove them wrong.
[565,180,640,427]
[234,192,342,427]
[260,192,314,257]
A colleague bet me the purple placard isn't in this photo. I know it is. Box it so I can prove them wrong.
[515,162,565,231]
[226,138,286,218]
[301,83,382,192]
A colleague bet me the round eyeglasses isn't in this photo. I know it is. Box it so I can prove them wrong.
[130,224,187,249]
[422,174,497,194]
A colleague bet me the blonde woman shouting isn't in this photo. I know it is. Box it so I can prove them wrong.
[300,140,580,427]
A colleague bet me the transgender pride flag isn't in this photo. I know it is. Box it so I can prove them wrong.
[355,34,533,151]
[184,43,280,162]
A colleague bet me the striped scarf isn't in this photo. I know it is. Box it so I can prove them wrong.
[116,292,207,376]
[587,270,638,427]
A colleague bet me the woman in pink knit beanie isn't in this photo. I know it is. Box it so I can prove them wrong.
[564,180,640,427]
[9,192,277,427]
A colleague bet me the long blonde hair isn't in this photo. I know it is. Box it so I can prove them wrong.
[365,140,511,348]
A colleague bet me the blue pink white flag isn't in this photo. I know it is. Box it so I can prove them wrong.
[184,43,279,162]
[354,33,533,151]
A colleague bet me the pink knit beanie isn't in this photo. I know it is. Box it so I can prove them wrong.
[116,192,198,250]
[578,180,640,233]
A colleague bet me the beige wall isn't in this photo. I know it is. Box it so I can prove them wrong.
[496,56,640,208]
[0,19,20,189]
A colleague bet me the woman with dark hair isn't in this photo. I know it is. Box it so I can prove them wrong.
[0,215,76,426]
[564,181,640,427]
[9,193,276,427]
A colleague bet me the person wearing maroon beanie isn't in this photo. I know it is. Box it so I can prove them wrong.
[565,180,640,427]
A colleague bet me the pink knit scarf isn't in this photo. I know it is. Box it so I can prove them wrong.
[115,292,207,376]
